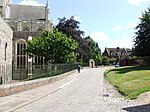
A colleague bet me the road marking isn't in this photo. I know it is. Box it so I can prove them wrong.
[59,74,80,89]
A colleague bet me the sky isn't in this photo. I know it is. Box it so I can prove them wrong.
[12,0,150,52]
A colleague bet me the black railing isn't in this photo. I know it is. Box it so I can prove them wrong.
[12,63,88,81]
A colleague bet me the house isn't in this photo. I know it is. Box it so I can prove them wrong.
[0,16,13,84]
[103,47,130,66]
[0,0,53,80]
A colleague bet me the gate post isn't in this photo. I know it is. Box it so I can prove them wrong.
[28,57,32,78]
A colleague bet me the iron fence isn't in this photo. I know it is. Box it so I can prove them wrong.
[12,63,88,81]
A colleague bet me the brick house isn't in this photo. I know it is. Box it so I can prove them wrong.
[103,47,130,66]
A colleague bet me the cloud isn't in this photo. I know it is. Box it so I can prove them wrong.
[126,0,150,5]
[112,25,124,31]
[112,22,137,31]
[111,37,133,48]
[19,0,44,6]
[91,31,109,42]
[73,15,82,22]
[126,22,137,29]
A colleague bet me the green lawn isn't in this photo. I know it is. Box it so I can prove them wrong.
[105,66,150,99]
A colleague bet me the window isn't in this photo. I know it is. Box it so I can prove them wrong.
[16,40,27,69]
[5,43,7,61]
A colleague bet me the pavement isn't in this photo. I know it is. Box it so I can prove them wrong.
[0,67,149,112]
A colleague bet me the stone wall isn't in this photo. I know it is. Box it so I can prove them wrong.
[0,17,13,84]
[0,70,76,97]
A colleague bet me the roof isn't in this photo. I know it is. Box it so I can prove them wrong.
[8,4,46,20]
[103,47,128,57]
[13,31,40,39]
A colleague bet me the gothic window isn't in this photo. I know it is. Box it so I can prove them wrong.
[16,40,27,69]
[5,43,7,61]
[0,6,2,16]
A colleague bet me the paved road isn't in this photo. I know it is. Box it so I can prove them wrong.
[0,67,150,112]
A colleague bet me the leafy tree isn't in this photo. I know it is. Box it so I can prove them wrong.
[84,36,102,63]
[55,16,90,62]
[134,7,150,57]
[26,29,78,63]
[95,54,102,65]
[102,56,110,65]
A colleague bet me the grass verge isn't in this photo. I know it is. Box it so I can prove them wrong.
[105,66,150,100]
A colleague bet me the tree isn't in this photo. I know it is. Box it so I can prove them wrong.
[102,56,110,65]
[55,16,90,62]
[134,7,150,57]
[26,29,78,63]
[84,36,102,63]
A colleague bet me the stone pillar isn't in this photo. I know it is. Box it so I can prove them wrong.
[28,58,32,77]
[89,59,95,68]
[28,36,32,77]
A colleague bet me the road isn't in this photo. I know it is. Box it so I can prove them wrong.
[0,67,149,112]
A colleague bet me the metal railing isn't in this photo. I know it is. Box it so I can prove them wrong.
[12,63,88,81]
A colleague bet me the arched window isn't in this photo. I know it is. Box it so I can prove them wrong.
[5,43,7,61]
[16,40,27,69]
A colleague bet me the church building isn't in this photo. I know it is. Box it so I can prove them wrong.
[0,0,53,80]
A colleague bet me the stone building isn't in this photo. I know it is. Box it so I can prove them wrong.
[0,0,11,17]
[1,0,53,79]
[0,17,13,84]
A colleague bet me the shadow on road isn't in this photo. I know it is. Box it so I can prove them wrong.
[122,104,150,112]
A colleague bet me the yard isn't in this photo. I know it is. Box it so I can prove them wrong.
[105,66,150,99]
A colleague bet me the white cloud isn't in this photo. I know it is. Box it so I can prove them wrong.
[111,37,133,48]
[19,0,44,6]
[126,22,137,29]
[112,23,137,31]
[127,0,150,5]
[112,25,124,31]
[91,31,109,42]
[73,15,82,22]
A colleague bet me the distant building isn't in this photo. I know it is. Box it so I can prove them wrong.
[0,0,53,80]
[103,47,131,66]
[0,16,13,84]
[103,47,129,59]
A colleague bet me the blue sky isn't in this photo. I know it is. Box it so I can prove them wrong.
[12,0,150,51]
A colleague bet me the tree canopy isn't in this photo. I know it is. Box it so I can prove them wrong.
[26,29,78,63]
[55,16,90,62]
[134,7,150,56]
[84,36,102,63]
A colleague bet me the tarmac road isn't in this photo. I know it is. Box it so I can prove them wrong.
[0,67,149,112]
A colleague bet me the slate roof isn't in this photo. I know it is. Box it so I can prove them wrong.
[8,4,46,20]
